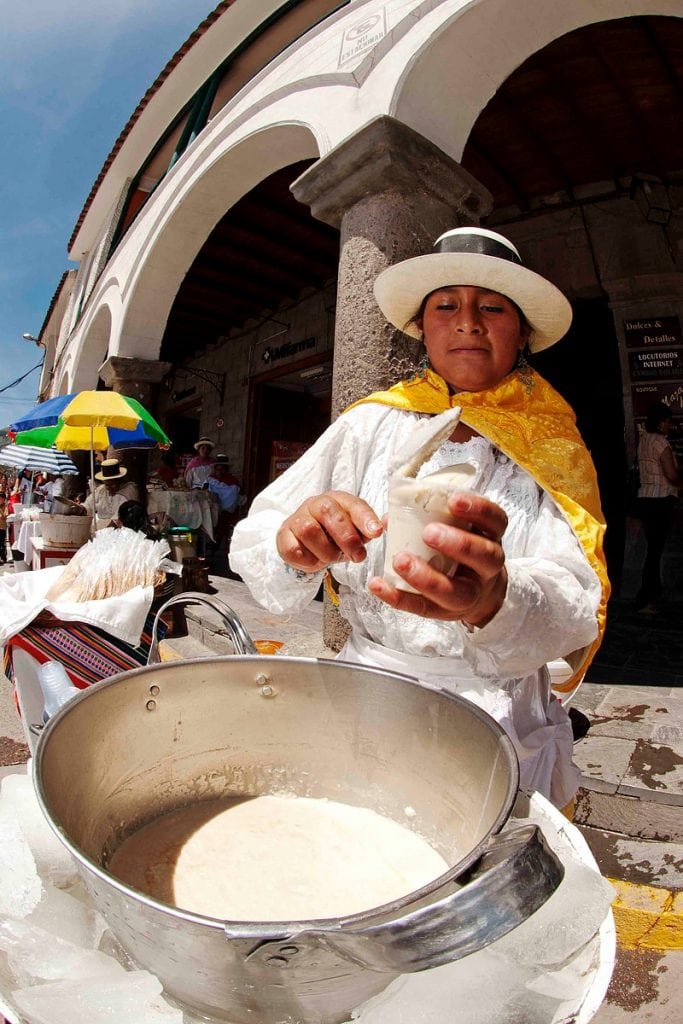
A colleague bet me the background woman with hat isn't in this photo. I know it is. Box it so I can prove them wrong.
[230,227,609,813]
[84,458,140,524]
[635,400,683,615]
[185,437,215,490]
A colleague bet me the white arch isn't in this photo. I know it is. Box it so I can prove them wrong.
[54,355,73,396]
[392,0,683,161]
[114,122,321,361]
[70,303,113,390]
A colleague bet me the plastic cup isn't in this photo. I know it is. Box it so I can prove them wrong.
[383,464,477,593]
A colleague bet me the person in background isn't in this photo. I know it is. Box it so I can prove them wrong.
[114,500,158,539]
[19,471,33,506]
[208,455,244,550]
[51,473,67,510]
[636,400,683,615]
[84,458,140,524]
[231,226,609,815]
[37,474,56,513]
[153,451,178,487]
[185,438,215,489]
[8,479,22,515]
[0,494,7,563]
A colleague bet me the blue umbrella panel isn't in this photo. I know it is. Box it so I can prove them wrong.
[0,445,79,475]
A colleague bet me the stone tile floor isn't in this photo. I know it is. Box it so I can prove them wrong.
[585,598,683,689]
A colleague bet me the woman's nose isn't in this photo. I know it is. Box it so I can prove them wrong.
[454,305,482,332]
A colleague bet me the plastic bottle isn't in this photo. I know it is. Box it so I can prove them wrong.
[38,661,79,723]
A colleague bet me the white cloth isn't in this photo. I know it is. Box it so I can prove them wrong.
[230,403,602,808]
[184,460,213,490]
[207,477,240,513]
[15,520,42,561]
[638,431,678,498]
[0,565,153,648]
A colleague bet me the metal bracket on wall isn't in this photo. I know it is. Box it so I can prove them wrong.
[172,366,226,402]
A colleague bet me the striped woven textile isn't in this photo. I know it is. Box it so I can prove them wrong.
[3,610,168,691]
[3,580,174,692]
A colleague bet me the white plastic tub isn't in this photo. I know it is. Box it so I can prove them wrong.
[40,514,92,548]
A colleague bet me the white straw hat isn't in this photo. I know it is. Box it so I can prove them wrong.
[194,437,215,451]
[373,227,572,352]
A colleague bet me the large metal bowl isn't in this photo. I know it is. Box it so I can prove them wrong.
[34,601,562,1024]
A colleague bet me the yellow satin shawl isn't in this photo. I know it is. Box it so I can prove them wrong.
[349,368,610,692]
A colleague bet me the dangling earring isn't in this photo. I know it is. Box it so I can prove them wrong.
[417,350,431,377]
[515,347,534,394]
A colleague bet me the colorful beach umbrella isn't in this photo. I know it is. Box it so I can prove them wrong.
[10,392,170,452]
[10,391,171,526]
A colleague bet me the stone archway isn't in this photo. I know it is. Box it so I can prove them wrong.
[392,0,683,160]
[70,303,113,391]
[115,123,321,364]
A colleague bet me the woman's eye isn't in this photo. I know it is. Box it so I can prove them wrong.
[436,302,455,310]
[481,304,504,313]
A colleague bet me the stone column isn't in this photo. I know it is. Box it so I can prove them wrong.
[292,116,492,649]
[98,356,172,505]
[292,116,491,415]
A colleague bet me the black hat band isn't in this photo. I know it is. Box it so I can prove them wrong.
[435,233,522,264]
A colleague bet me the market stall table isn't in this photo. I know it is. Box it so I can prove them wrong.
[30,537,81,572]
[15,520,44,564]
[7,510,42,555]
[147,487,217,542]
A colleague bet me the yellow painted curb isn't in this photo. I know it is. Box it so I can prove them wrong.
[609,877,683,950]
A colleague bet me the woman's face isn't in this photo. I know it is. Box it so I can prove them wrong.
[418,286,529,392]
[198,444,211,458]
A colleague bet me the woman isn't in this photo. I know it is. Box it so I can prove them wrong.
[636,400,682,615]
[230,227,609,811]
[84,458,140,524]
[185,437,215,489]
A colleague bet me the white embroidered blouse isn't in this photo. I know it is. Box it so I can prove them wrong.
[230,403,602,807]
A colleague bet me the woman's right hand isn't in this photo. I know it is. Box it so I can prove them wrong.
[276,491,383,572]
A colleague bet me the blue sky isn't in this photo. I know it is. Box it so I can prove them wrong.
[0,0,219,431]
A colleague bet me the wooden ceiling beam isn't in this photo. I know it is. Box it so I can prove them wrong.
[196,242,308,292]
[182,269,283,307]
[641,18,683,136]
[207,222,335,277]
[464,136,530,209]
[585,22,668,177]
[495,91,576,197]
[178,282,278,316]
[533,51,619,182]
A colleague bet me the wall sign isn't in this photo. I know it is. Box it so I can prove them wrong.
[270,440,310,481]
[628,348,683,381]
[338,9,387,67]
[257,336,317,369]
[631,382,683,417]
[623,315,682,348]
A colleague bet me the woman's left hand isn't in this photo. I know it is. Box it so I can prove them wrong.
[368,492,508,627]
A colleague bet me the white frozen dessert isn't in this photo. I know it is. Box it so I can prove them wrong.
[384,463,477,592]
[108,794,449,921]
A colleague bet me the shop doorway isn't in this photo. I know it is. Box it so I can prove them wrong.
[165,404,202,460]
[245,361,332,497]
[531,298,628,595]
